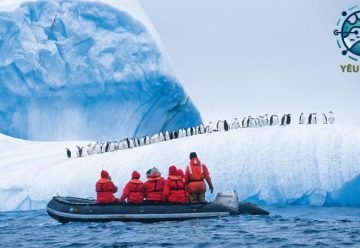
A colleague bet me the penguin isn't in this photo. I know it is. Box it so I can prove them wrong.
[158,132,165,142]
[312,113,318,124]
[321,113,328,124]
[250,118,256,128]
[217,120,224,131]
[231,118,240,129]
[65,148,71,158]
[169,131,174,140]
[186,128,192,136]
[208,122,214,133]
[328,111,335,124]
[199,124,205,134]
[86,143,93,155]
[269,115,278,126]
[264,114,269,126]
[255,118,260,127]
[172,130,178,139]
[308,113,313,124]
[76,146,84,157]
[145,136,150,145]
[134,138,140,147]
[299,113,305,124]
[280,114,287,126]
[257,116,264,127]
[224,120,229,131]
[192,127,197,135]
[246,116,252,128]
[140,137,146,146]
[125,138,131,148]
[242,117,248,128]
[286,114,291,125]
[105,142,110,152]
[164,131,170,141]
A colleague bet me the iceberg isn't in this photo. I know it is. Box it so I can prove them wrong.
[1,124,360,211]
[0,0,201,141]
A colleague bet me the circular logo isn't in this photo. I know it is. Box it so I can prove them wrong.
[334,6,360,61]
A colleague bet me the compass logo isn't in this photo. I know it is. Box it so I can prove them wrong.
[334,6,360,61]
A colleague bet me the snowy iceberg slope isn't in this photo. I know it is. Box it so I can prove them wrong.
[1,124,360,211]
[0,0,201,141]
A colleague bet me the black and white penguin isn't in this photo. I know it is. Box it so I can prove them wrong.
[198,124,205,134]
[172,130,178,139]
[328,111,335,124]
[76,146,84,157]
[125,138,131,148]
[134,138,140,147]
[65,148,71,158]
[105,142,110,152]
[191,127,196,135]
[321,113,328,124]
[280,114,287,126]
[207,122,214,133]
[264,114,269,126]
[269,115,279,126]
[286,114,291,125]
[159,132,165,142]
[224,120,229,131]
[216,120,224,131]
[299,113,305,124]
[242,117,248,128]
[231,118,240,129]
[165,131,170,141]
[140,137,146,146]
[86,144,93,155]
[246,116,252,128]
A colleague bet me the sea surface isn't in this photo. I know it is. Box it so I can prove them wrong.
[1,206,360,247]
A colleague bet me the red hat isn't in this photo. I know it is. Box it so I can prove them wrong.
[169,165,178,176]
[132,170,140,179]
[177,169,184,178]
[101,170,109,179]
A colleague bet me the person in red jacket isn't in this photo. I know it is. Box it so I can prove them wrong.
[119,170,144,204]
[185,152,214,203]
[163,165,187,203]
[143,167,165,202]
[95,170,118,204]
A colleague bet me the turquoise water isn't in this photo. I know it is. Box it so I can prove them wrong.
[1,206,360,247]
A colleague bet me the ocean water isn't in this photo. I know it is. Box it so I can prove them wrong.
[1,206,360,248]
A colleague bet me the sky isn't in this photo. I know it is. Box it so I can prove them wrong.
[139,0,360,125]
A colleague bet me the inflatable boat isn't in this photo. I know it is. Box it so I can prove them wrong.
[47,192,269,223]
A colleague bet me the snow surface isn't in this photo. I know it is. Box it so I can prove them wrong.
[1,124,360,211]
[0,0,201,141]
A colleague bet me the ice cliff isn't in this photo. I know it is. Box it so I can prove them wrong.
[0,0,201,141]
[1,124,360,211]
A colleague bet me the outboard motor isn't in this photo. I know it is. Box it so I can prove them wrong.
[214,191,270,215]
[214,191,239,211]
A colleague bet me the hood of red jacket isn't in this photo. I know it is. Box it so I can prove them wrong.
[132,170,140,179]
[177,169,185,178]
[169,165,178,176]
[101,170,109,179]
[190,157,201,166]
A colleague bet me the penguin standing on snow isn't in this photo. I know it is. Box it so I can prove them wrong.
[165,131,170,141]
[308,113,318,124]
[299,113,305,124]
[216,120,224,131]
[328,111,335,124]
[105,142,110,152]
[264,114,269,126]
[224,120,229,131]
[269,114,279,126]
[242,117,248,128]
[321,113,328,124]
[76,146,84,157]
[231,118,240,129]
[286,114,291,125]
[65,148,71,158]
[280,114,287,126]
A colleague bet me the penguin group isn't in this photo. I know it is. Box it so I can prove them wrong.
[66,111,335,158]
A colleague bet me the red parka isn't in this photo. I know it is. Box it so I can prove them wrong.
[163,166,188,203]
[119,171,144,204]
[143,172,165,201]
[185,157,212,194]
[96,170,118,204]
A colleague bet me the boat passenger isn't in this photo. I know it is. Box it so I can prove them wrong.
[144,167,165,202]
[185,152,214,203]
[177,169,185,183]
[119,170,144,204]
[95,170,118,204]
[146,169,152,178]
[163,165,187,203]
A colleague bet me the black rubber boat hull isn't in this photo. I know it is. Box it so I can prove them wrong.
[47,196,269,223]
